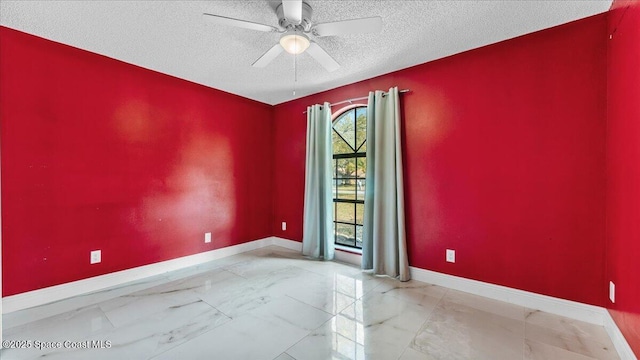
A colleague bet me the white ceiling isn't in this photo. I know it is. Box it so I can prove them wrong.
[0,1,611,105]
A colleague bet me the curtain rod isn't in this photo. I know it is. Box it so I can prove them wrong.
[302,89,410,114]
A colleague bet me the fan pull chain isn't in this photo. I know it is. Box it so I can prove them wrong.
[293,51,297,96]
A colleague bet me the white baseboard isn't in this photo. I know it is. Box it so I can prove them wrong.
[604,310,638,360]
[409,266,605,325]
[334,248,362,266]
[409,267,636,359]
[2,236,635,359]
[271,237,362,266]
[274,235,635,359]
[2,237,275,314]
[237,238,640,359]
[271,237,303,251]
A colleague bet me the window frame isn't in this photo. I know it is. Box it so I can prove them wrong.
[331,104,367,251]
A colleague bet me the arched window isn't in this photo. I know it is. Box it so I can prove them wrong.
[332,106,366,249]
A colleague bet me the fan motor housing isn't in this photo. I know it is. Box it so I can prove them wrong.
[276,2,313,31]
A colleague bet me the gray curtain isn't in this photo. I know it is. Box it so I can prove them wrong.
[362,87,410,281]
[302,102,335,260]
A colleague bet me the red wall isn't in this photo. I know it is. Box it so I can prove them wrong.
[0,27,274,296]
[273,15,608,306]
[606,0,640,356]
[0,9,620,316]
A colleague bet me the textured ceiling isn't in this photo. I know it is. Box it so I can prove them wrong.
[0,1,611,105]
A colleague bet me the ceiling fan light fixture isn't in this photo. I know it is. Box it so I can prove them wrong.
[279,31,310,54]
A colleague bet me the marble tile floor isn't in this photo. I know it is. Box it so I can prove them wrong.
[1,246,619,360]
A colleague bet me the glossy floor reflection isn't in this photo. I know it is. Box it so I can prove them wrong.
[2,246,619,360]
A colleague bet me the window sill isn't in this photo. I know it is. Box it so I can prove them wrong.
[335,244,362,255]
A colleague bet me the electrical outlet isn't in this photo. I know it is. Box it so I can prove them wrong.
[609,281,615,303]
[90,250,101,264]
[446,249,455,263]
[204,232,212,243]
[282,222,287,231]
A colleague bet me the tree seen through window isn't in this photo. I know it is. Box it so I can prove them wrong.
[332,106,366,249]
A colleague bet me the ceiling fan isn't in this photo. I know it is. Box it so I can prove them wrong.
[203,0,383,72]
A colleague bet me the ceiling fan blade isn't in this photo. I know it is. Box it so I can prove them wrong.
[252,44,284,68]
[203,13,279,32]
[282,0,303,24]
[312,16,383,37]
[306,42,340,72]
